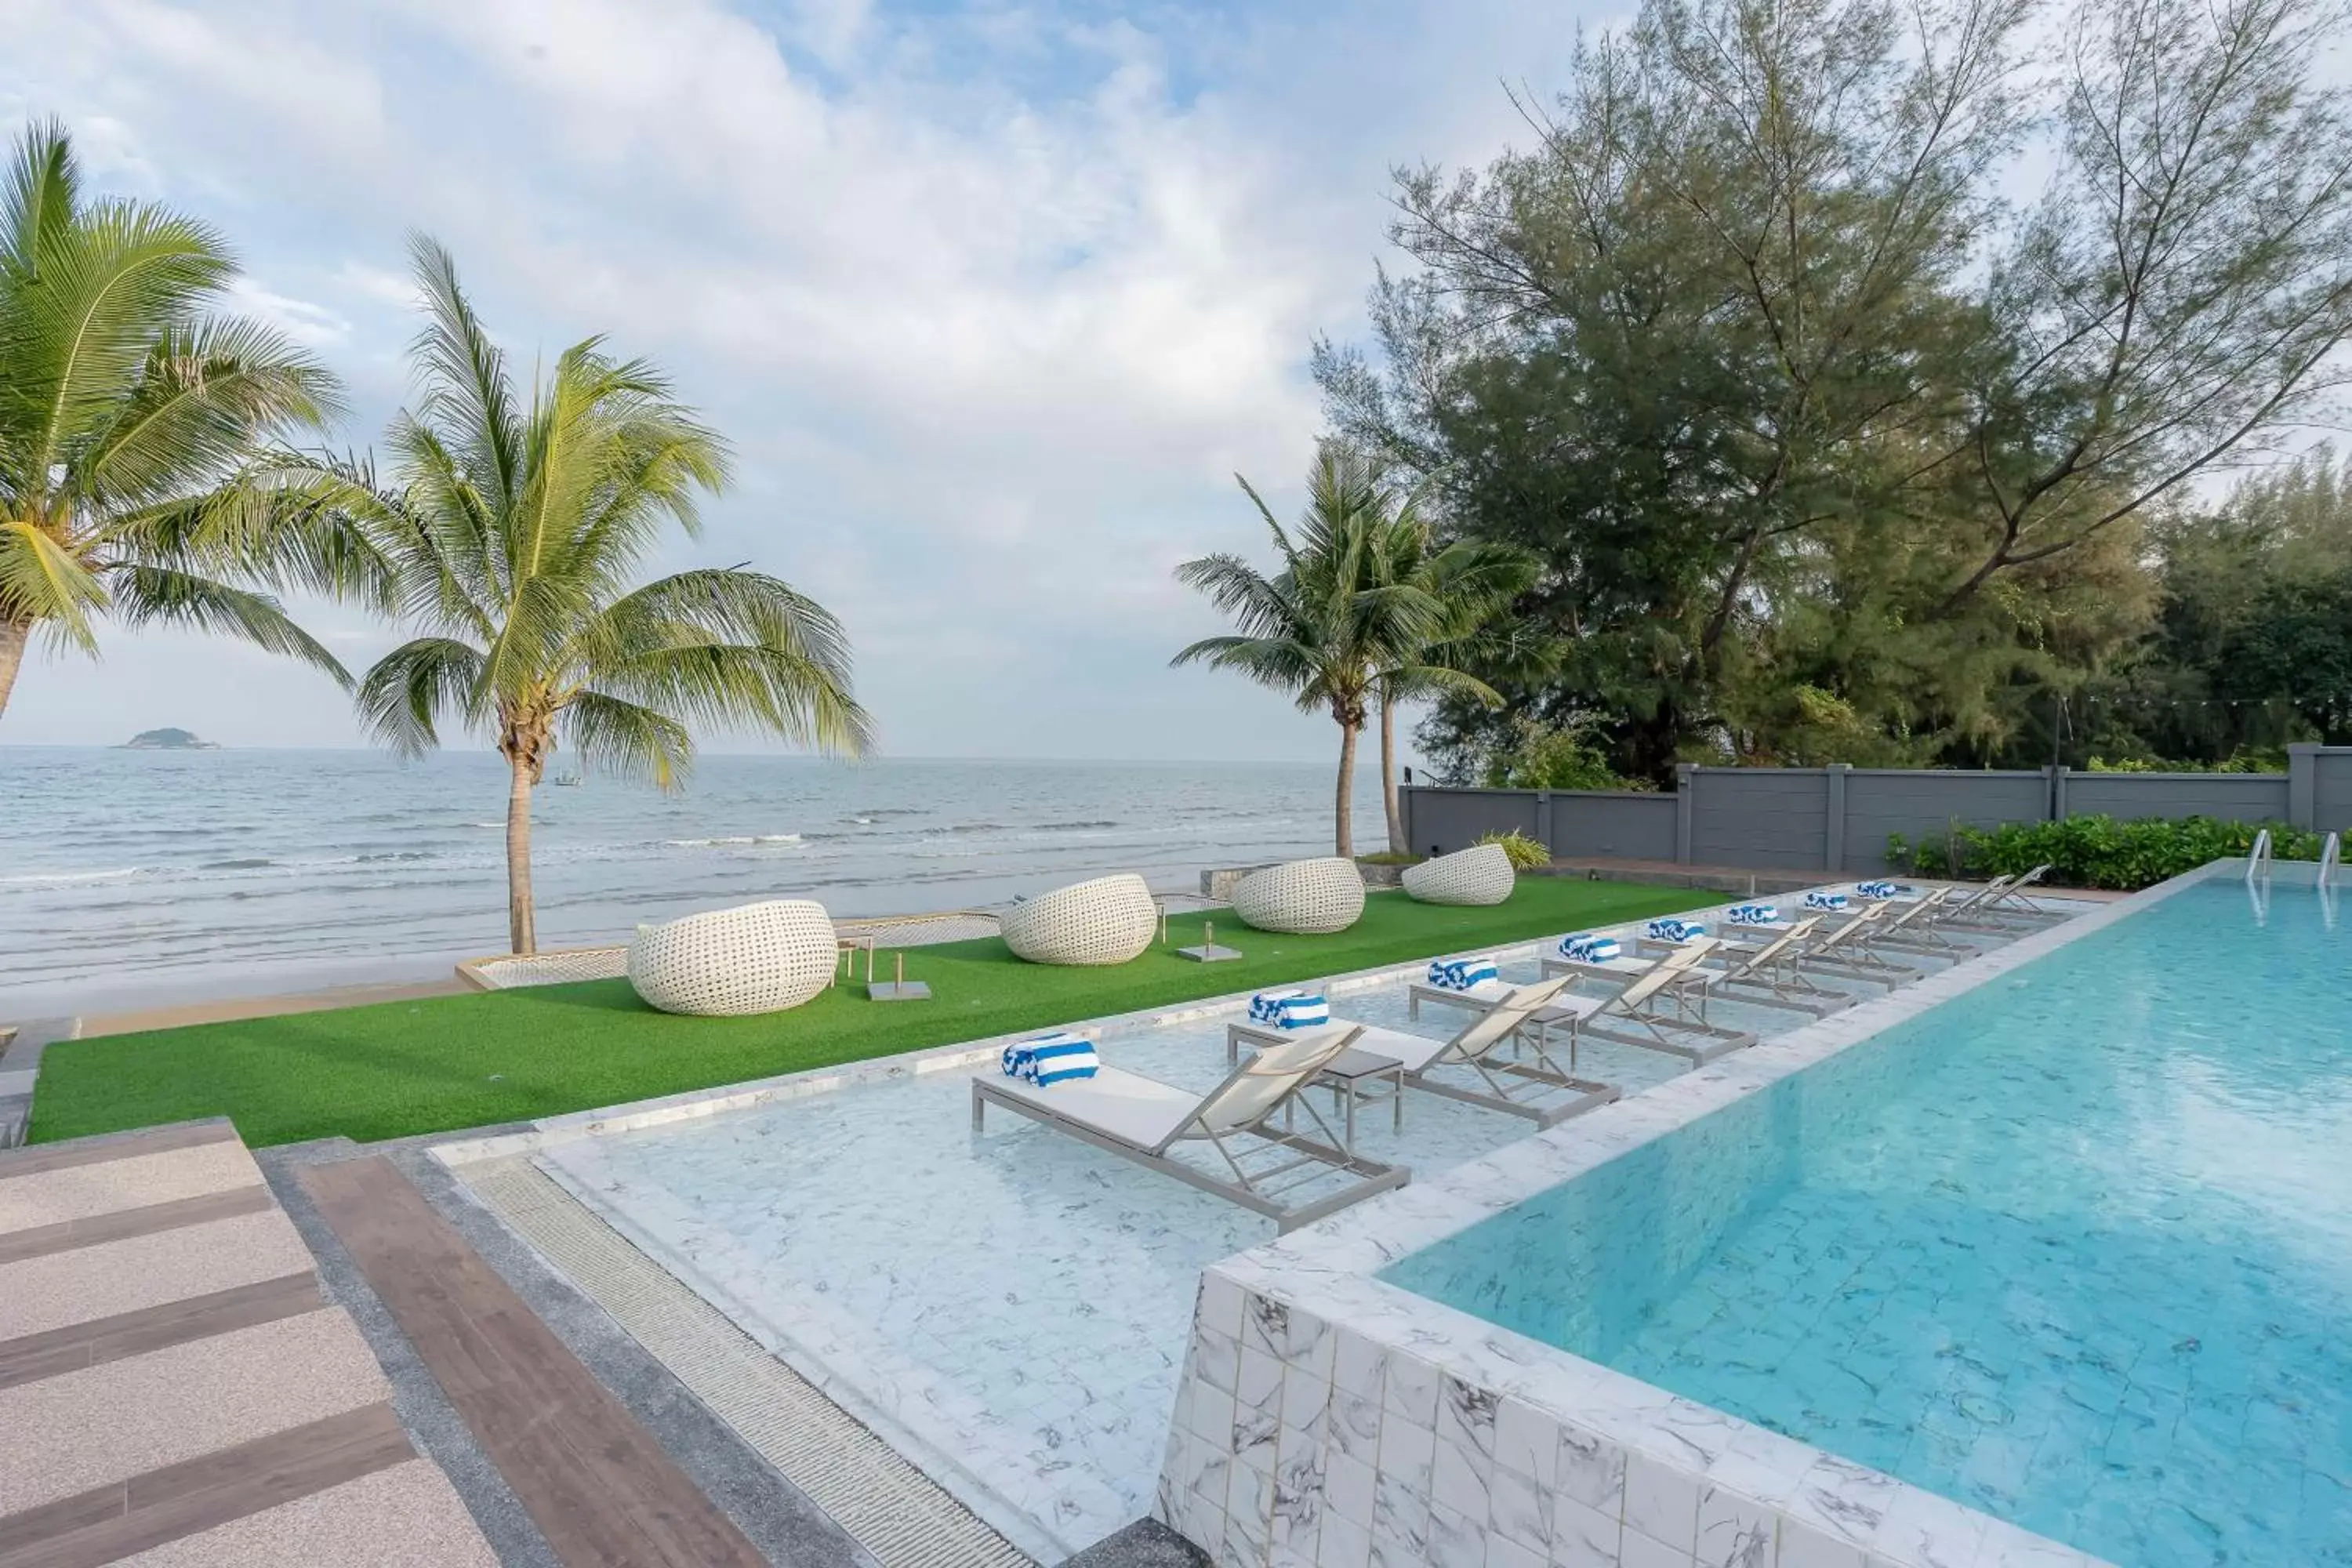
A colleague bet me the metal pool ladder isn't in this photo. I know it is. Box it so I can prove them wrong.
[2321,830,2342,888]
[2246,828,2273,884]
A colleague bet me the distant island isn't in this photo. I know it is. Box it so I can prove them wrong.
[122,728,221,750]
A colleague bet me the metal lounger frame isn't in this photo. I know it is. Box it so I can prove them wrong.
[1233,983,1621,1129]
[971,1046,1409,1232]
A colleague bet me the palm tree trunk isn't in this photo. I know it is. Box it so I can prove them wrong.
[1378,695,1406,855]
[0,620,27,724]
[1334,720,1359,858]
[506,754,538,955]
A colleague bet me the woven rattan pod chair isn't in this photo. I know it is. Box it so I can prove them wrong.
[1000,873,1158,965]
[1231,857,1366,935]
[628,898,838,1015]
[1401,842,1516,906]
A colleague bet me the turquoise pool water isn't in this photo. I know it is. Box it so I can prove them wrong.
[1383,877,2352,1566]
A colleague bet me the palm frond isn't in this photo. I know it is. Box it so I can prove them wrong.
[571,568,873,756]
[354,636,488,757]
[0,519,106,650]
[0,119,76,279]
[560,689,695,789]
[109,565,350,687]
[9,194,236,481]
[78,316,341,509]
[404,233,524,513]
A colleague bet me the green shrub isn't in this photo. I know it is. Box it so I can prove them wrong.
[1884,815,2321,891]
[1480,717,1648,792]
[1474,829,1554,870]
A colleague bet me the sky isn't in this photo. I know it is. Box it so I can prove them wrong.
[0,0,1603,762]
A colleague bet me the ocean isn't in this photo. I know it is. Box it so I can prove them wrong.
[0,747,1387,1021]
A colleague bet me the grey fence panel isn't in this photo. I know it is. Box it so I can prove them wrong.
[2063,772,2291,823]
[2314,751,2352,832]
[1403,787,1539,857]
[1548,792,1678,859]
[1399,747,2352,876]
[1844,770,2049,874]
[1686,769,1832,871]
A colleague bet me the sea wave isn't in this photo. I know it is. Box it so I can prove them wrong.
[0,866,146,887]
[662,833,803,848]
[201,858,278,870]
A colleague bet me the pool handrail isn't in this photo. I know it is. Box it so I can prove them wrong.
[2247,828,2273,884]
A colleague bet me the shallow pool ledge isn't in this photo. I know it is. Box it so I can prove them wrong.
[1146,873,2235,1567]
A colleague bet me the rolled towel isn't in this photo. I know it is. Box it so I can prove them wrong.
[1803,891,1849,913]
[1250,989,1330,1029]
[1022,1031,1099,1087]
[1855,880,1907,900]
[1558,932,1624,964]
[1425,955,1500,992]
[1726,903,1780,926]
[1646,917,1708,942]
[1000,1043,1034,1078]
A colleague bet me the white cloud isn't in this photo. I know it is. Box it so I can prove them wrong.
[0,0,1595,760]
[220,278,351,348]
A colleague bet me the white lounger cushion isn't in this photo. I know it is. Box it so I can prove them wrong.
[983,1065,1201,1151]
[1439,978,1609,1023]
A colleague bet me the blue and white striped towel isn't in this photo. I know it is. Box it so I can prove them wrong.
[1855,880,1907,900]
[1726,903,1780,926]
[1646,917,1708,942]
[1019,1031,1099,1086]
[1425,956,1500,992]
[1803,891,1849,913]
[1248,989,1330,1029]
[1558,932,1623,963]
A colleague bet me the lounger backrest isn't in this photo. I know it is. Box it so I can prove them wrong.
[1941,874,2011,917]
[1727,916,1818,975]
[1612,941,1715,1012]
[1808,902,1882,954]
[1441,977,1575,1063]
[1878,887,1945,933]
[1192,1027,1363,1135]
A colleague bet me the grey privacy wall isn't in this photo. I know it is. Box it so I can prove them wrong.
[1400,745,2352,875]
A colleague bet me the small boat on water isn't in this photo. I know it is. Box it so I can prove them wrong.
[551,774,583,787]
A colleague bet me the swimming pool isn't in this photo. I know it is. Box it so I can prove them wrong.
[1382,877,2352,1566]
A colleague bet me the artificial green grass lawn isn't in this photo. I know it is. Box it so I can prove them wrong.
[31,878,1709,1149]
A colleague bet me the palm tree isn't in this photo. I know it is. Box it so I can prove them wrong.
[1174,445,1495,857]
[1367,513,1540,854]
[0,121,349,721]
[287,236,872,954]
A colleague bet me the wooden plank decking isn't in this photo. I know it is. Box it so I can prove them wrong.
[299,1156,768,1568]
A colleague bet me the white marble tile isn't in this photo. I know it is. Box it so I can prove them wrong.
[1319,1512,1374,1568]
[1377,1416,1437,1495]
[1775,1516,1868,1568]
[1623,1451,1701,1554]
[1428,1501,1490,1568]
[1619,1526,1697,1568]
[1557,1425,1629,1515]
[1488,1463,1551,1555]
[1488,1534,1547,1568]
[1432,1436,1492,1528]
[1693,1486,1773,1568]
[1383,1351,1442,1428]
[1494,1398,1559,1488]
[1552,1496,1624,1567]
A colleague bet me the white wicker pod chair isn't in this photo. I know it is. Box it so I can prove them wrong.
[627,898,838,1016]
[1231,857,1366,935]
[1000,873,1159,966]
[1400,842,1517,906]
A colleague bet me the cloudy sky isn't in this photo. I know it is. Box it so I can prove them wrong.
[0,0,1595,760]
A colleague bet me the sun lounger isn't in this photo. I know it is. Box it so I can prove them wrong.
[1681,916,1853,1015]
[1227,978,1619,1128]
[971,1029,1407,1231]
[1532,941,1759,1062]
